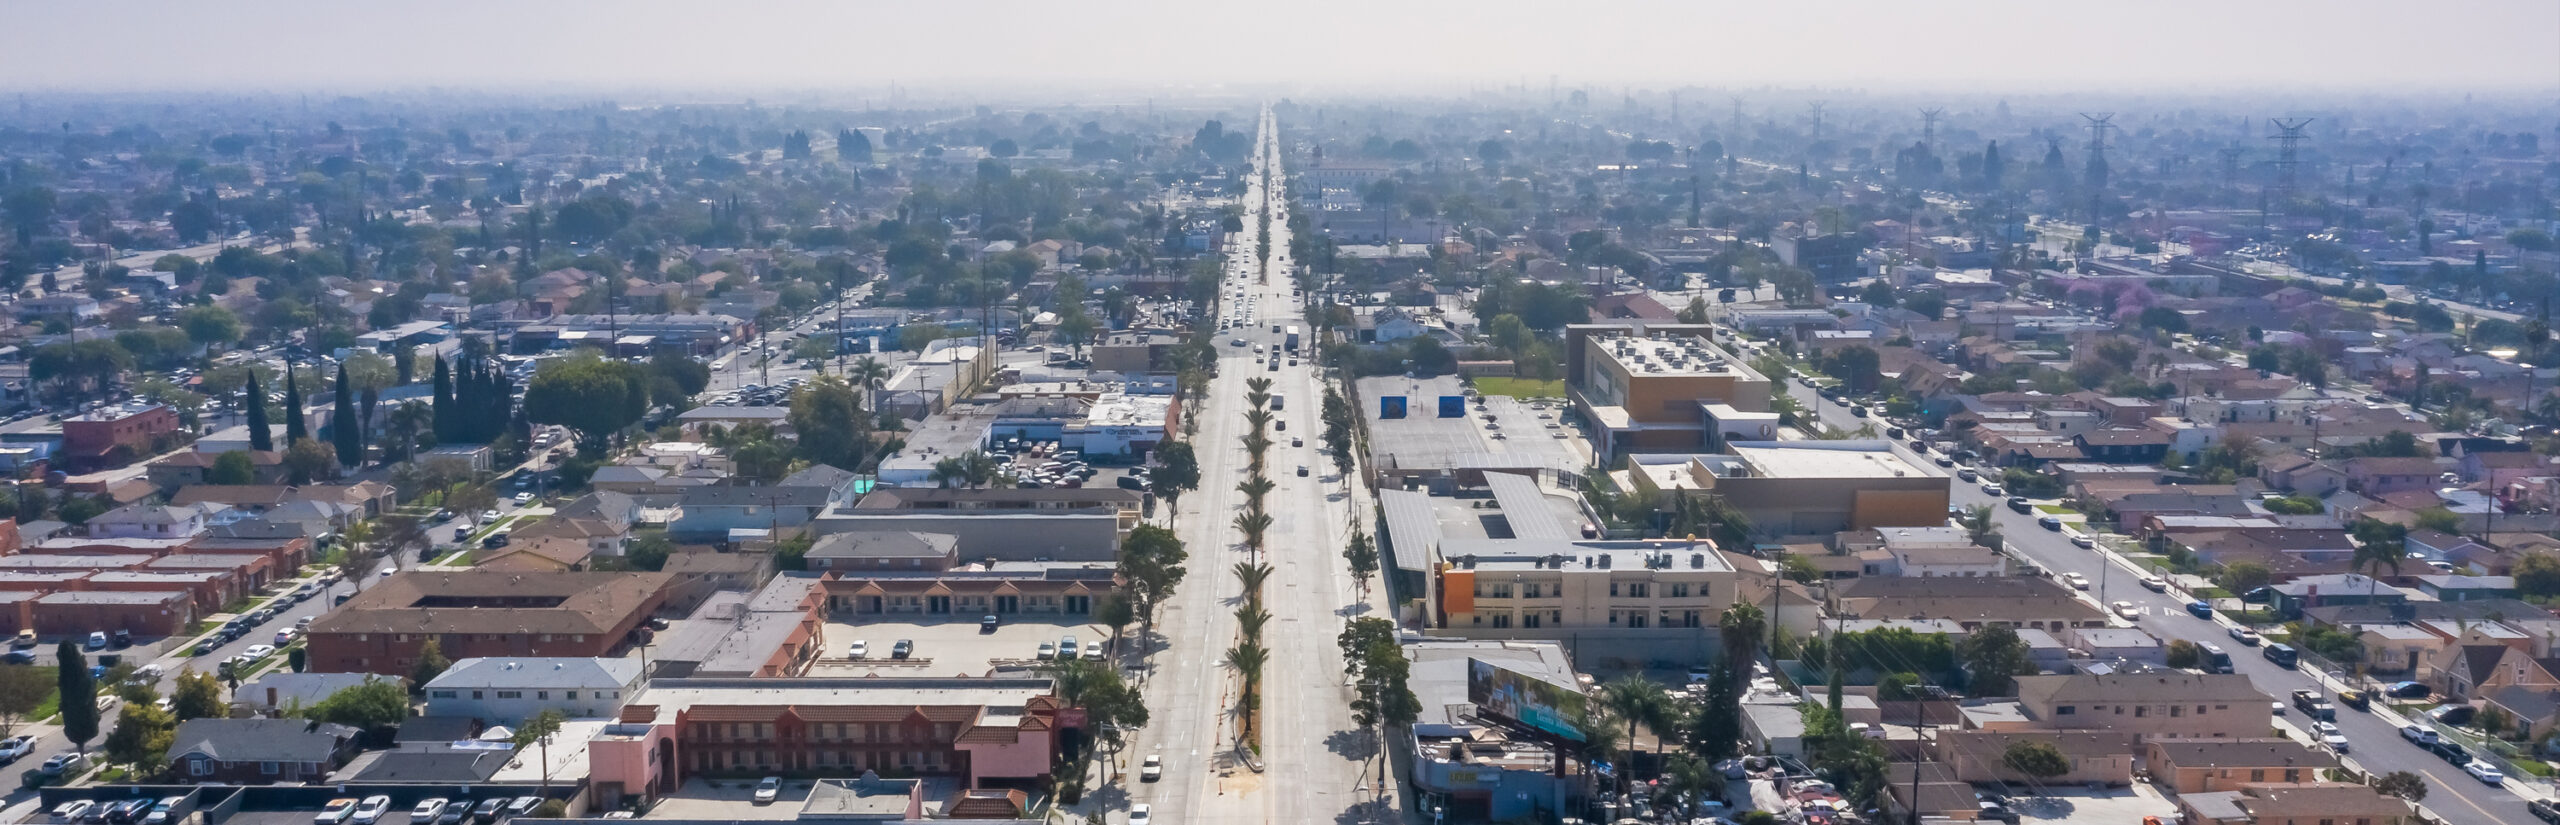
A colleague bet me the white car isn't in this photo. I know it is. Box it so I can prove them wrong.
[353,794,391,825]
[315,799,359,825]
[2400,724,2438,745]
[847,641,867,659]
[410,800,447,821]
[2110,601,2140,621]
[754,776,783,803]
[2467,759,2504,785]
[1979,483,2003,496]
[2139,576,2169,592]
[1140,754,1163,782]
[2312,721,2349,752]
[513,492,534,503]
[2064,573,2091,590]
[1127,803,1151,825]
[0,734,33,763]
[242,644,276,660]
[2228,626,2262,645]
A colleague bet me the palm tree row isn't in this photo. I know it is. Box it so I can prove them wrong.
[1226,377,1280,747]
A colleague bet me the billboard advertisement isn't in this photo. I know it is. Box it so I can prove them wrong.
[1438,395,1465,418]
[1380,396,1407,419]
[1466,657,1587,741]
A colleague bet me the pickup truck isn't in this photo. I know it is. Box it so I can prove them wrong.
[2291,689,2337,722]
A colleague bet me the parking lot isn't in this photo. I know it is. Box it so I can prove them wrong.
[804,615,1115,677]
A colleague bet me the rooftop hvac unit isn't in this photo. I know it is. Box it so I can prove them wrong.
[1692,553,1707,569]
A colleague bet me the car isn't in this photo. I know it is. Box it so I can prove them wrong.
[2468,759,2506,785]
[2069,534,2096,549]
[0,735,32,764]
[2433,738,2471,764]
[2433,704,2477,726]
[274,628,299,645]
[2139,576,2168,592]
[52,801,95,823]
[2064,573,2091,590]
[143,798,187,825]
[2384,681,2432,699]
[513,492,534,503]
[1141,754,1163,782]
[84,631,106,650]
[891,639,913,659]
[100,800,145,824]
[753,776,783,804]
[2185,601,2214,619]
[2110,601,2140,621]
[1037,642,1056,660]
[2006,496,2032,513]
[40,752,88,776]
[409,799,448,822]
[2530,799,2560,824]
[1291,437,1303,447]
[2037,515,2063,531]
[1957,468,1978,482]
[2312,721,2349,752]
[351,797,392,825]
[2228,626,2262,646]
[316,799,360,825]
[504,798,543,818]
[1979,482,2004,496]
[1976,801,2020,823]
[2401,724,2440,745]
[471,798,507,824]
[1084,641,1103,660]
[1297,465,1309,477]
[980,615,1000,633]
[480,510,500,522]
[242,644,276,660]
[436,801,473,825]
[2337,689,2370,711]
[110,629,130,648]
[847,641,866,659]
[1127,804,1151,825]
[1231,338,1246,347]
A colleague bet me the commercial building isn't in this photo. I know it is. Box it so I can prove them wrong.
[1403,639,1579,822]
[583,677,1069,809]
[1625,441,1949,537]
[304,571,672,676]
[60,402,183,471]
[509,313,753,356]
[1771,232,1866,282]
[1565,325,1771,457]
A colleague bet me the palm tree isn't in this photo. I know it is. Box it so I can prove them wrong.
[1226,642,1269,737]
[1231,560,1274,596]
[848,356,890,414]
[1245,376,1274,398]
[1597,676,1672,798]
[929,457,965,488]
[1235,475,1275,502]
[1232,510,1274,560]
[1718,603,1768,691]
[1243,408,1274,432]
[1233,603,1271,641]
[960,450,1001,488]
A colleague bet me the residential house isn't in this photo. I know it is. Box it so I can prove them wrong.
[166,718,362,783]
[147,450,288,488]
[86,503,219,539]
[2176,783,2416,825]
[2144,738,2339,794]
[2011,672,2272,738]
[231,672,398,718]
[513,491,640,558]
[2266,574,2404,620]
[2343,457,2443,496]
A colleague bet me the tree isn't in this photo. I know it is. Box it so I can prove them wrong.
[1343,528,1380,595]
[2514,553,2560,598]
[1116,525,1188,630]
[100,702,176,769]
[1962,625,2035,696]
[0,665,52,737]
[332,363,362,467]
[1339,617,1421,732]
[2218,561,2275,595]
[1597,676,1673,796]
[2165,640,2201,670]
[177,305,242,350]
[2373,770,2428,802]
[2000,739,2071,781]
[787,376,868,470]
[283,367,308,444]
[1149,441,1201,516]
[1226,642,1269,736]
[208,450,256,485]
[431,356,454,444]
[282,438,336,485]
[241,369,274,452]
[1686,661,1743,762]
[1092,590,1136,656]
[514,708,567,791]
[523,354,650,452]
[58,642,96,753]
[1676,298,1710,324]
[170,669,224,722]
[410,637,451,689]
[626,533,675,572]
[305,679,410,730]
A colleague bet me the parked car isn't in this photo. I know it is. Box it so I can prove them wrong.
[2401,724,2440,746]
[2432,738,2471,764]
[2184,601,2213,619]
[2384,681,2432,699]
[84,632,106,650]
[1128,804,1151,825]
[1037,642,1056,660]
[979,615,1000,633]
[0,735,33,764]
[409,799,447,821]
[2139,576,2168,592]
[2110,601,2139,621]
[471,797,507,823]
[503,798,542,818]
[316,799,359,825]
[2227,626,2262,646]
[846,641,867,659]
[2064,573,2090,590]
[754,776,783,804]
[51,801,95,823]
[891,640,913,659]
[1141,754,1163,782]
[435,801,472,825]
[2528,799,2560,824]
[2038,516,2063,531]
[2467,760,2506,785]
[351,797,392,825]
[2433,704,2477,726]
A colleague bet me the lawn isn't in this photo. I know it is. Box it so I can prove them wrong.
[1472,377,1564,399]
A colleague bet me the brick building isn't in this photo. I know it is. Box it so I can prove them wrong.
[304,571,672,676]
[60,402,183,471]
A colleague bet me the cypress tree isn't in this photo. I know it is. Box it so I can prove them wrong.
[57,642,95,753]
[332,363,360,466]
[244,371,272,452]
[431,356,453,444]
[282,367,307,445]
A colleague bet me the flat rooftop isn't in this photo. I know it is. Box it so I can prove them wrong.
[632,676,1056,710]
[1592,333,1764,381]
[802,614,1111,679]
[1731,440,1928,479]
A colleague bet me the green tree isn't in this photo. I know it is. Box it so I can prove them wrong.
[177,305,242,350]
[304,678,411,730]
[2514,553,2560,597]
[1686,661,1743,762]
[523,353,650,452]
[1116,525,1188,630]
[786,376,868,470]
[1148,441,1201,516]
[1339,617,1421,731]
[1597,677,1674,796]
[0,665,53,737]
[1343,528,1380,596]
[2165,640,2201,670]
[1962,625,2035,696]
[100,702,176,769]
[2374,770,2428,802]
[409,637,451,690]
[282,438,335,485]
[208,450,256,485]
[2218,561,2275,595]
[625,533,675,572]
[57,642,96,753]
[1092,590,1136,656]
[170,669,224,722]
[2000,739,2071,780]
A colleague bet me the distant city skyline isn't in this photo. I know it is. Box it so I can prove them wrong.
[4,0,2554,94]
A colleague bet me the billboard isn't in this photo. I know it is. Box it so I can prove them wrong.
[1438,395,1465,418]
[1380,396,1407,419]
[1466,657,1587,741]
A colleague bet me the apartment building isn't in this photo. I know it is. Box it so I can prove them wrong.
[2013,672,2272,739]
[1564,324,1771,457]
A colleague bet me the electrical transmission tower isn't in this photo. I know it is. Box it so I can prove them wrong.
[2080,113,2114,222]
[1919,108,1943,153]
[1731,97,1744,136]
[1807,102,1826,143]
[2268,118,2313,194]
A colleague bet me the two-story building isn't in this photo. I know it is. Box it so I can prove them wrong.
[423,657,645,723]
[2012,672,2271,739]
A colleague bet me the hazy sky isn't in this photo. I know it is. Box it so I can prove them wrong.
[5,0,2555,95]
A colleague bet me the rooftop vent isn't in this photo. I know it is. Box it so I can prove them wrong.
[1692,553,1707,569]
[1598,555,1612,569]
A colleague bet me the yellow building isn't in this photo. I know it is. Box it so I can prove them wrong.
[1566,325,1771,457]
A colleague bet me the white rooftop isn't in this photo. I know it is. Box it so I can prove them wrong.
[1731,441,1929,479]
